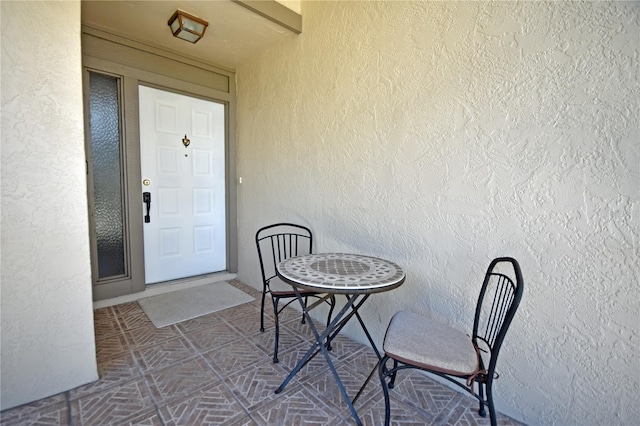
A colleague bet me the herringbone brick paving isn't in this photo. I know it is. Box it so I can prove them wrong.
[1,279,525,425]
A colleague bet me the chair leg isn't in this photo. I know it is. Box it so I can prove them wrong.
[272,296,280,363]
[477,379,486,417]
[388,359,399,389]
[486,380,497,426]
[325,295,335,351]
[378,354,392,426]
[260,289,267,332]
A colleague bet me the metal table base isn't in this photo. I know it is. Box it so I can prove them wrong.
[275,290,381,426]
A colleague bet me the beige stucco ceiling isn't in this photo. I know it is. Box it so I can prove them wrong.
[81,0,297,70]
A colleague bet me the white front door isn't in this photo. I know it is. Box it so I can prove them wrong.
[139,86,226,284]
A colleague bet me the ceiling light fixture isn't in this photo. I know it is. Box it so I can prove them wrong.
[168,10,208,44]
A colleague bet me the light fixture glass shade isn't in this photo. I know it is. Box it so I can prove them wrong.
[168,10,208,44]
[177,31,201,43]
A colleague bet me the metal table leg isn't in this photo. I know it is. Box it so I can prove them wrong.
[275,289,385,426]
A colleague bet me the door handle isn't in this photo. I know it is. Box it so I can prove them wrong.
[143,192,151,223]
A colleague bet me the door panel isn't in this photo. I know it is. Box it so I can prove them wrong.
[139,85,226,284]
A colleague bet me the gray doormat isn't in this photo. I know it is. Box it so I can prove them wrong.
[138,281,254,328]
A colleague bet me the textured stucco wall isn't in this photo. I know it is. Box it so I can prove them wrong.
[236,1,639,424]
[1,1,98,410]
[276,0,301,14]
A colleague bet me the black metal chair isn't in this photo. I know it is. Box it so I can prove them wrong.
[255,223,336,363]
[379,257,524,426]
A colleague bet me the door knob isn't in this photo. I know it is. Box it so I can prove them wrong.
[143,192,151,223]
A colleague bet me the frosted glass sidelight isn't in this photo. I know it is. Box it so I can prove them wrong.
[89,72,126,279]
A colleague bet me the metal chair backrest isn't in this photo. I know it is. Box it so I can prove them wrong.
[472,257,524,377]
[255,223,313,286]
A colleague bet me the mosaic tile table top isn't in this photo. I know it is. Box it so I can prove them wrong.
[277,253,406,294]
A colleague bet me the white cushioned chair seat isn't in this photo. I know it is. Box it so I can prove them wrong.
[268,276,316,295]
[383,310,479,376]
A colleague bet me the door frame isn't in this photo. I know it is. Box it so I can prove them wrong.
[82,29,237,301]
[83,68,142,299]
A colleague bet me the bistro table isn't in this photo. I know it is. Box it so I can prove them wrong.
[275,253,406,426]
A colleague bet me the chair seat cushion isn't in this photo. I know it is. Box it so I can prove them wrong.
[268,276,318,296]
[383,310,479,376]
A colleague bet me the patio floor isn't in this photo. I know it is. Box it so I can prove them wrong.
[1,279,525,425]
